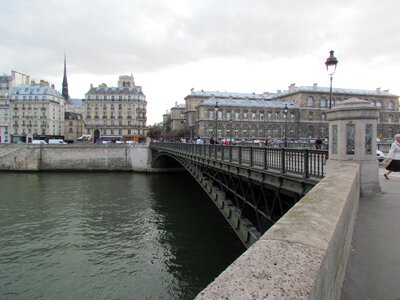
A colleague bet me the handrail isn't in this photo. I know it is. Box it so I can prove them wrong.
[150,142,328,179]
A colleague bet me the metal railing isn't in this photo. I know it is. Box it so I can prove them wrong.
[150,142,328,179]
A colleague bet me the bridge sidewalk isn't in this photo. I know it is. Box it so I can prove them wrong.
[342,165,400,299]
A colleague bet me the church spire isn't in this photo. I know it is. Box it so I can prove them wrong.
[62,53,70,101]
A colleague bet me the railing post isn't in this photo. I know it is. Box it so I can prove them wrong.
[281,148,286,174]
[229,145,232,163]
[238,146,242,165]
[264,147,267,170]
[304,149,309,178]
[250,146,254,167]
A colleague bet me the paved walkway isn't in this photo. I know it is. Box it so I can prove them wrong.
[342,165,400,300]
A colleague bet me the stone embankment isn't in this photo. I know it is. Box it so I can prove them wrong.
[0,144,157,172]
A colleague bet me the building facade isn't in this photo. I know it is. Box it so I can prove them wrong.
[179,84,399,141]
[83,75,147,142]
[10,82,65,143]
[0,71,31,143]
[170,102,186,131]
[64,112,83,143]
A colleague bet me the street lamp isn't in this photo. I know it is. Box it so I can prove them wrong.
[229,118,233,145]
[214,101,219,140]
[283,103,288,147]
[325,50,339,109]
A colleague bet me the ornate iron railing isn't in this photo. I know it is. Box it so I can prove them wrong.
[150,142,328,179]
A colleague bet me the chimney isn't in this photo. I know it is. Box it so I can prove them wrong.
[288,83,296,93]
[277,89,281,93]
[313,83,318,89]
[376,87,381,93]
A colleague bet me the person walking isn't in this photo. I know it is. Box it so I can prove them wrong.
[383,133,400,179]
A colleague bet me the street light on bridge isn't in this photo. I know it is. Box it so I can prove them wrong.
[283,103,288,147]
[325,50,339,109]
[214,101,219,140]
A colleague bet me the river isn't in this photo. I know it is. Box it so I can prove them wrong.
[0,172,245,299]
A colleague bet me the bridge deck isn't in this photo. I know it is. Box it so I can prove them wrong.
[342,164,400,299]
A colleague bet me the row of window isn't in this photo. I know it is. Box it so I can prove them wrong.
[306,96,396,110]
[86,104,146,110]
[206,110,296,122]
[86,95,145,101]
[12,95,60,102]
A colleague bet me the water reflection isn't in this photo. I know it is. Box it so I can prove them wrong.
[0,172,244,299]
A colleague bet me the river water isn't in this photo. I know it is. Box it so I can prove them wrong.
[0,172,245,300]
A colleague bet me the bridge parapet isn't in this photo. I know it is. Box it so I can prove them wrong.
[195,163,360,299]
[150,143,328,179]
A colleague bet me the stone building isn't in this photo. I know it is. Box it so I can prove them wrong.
[170,102,185,131]
[179,84,399,141]
[0,71,30,143]
[83,75,147,142]
[64,111,83,143]
[10,82,65,143]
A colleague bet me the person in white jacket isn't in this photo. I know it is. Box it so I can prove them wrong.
[384,133,400,179]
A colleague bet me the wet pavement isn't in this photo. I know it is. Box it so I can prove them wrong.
[341,164,400,300]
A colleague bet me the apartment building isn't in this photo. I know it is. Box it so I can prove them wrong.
[10,82,65,143]
[83,75,147,142]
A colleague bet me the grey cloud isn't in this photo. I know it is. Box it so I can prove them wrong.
[1,0,400,78]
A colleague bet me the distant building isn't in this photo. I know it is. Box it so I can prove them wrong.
[10,82,65,143]
[64,111,83,143]
[83,75,147,142]
[0,71,31,143]
[181,84,399,141]
[170,102,185,131]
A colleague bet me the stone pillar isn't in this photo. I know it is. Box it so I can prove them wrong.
[326,98,380,197]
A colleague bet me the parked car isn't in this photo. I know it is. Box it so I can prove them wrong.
[31,140,47,144]
[48,139,67,144]
[377,149,385,162]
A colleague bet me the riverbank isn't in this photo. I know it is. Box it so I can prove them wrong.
[0,144,158,172]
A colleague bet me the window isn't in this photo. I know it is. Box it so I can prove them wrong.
[252,113,256,120]
[235,112,240,120]
[260,113,264,121]
[388,100,394,110]
[320,97,327,108]
[307,96,314,107]
[209,111,214,120]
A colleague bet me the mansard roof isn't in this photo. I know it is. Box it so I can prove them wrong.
[187,90,273,100]
[0,75,12,83]
[187,85,397,102]
[277,85,397,98]
[12,85,62,97]
[201,97,298,109]
[86,86,145,95]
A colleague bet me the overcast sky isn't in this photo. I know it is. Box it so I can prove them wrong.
[1,0,400,124]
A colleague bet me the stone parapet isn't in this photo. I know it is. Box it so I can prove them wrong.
[195,163,359,300]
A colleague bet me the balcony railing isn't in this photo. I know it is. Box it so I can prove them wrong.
[150,142,328,179]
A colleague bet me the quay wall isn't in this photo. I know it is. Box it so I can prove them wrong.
[196,163,360,300]
[0,144,156,172]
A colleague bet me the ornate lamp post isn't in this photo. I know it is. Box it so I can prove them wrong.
[214,101,219,140]
[229,118,233,145]
[283,103,288,147]
[325,50,339,109]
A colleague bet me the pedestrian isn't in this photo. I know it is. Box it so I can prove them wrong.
[196,136,203,145]
[210,137,215,144]
[383,133,400,179]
